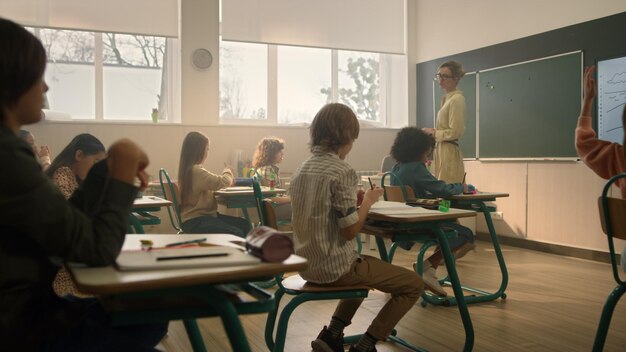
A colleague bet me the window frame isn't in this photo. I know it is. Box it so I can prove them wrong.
[32,27,180,123]
[218,40,389,127]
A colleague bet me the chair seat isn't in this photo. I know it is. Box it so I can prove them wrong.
[281,274,370,293]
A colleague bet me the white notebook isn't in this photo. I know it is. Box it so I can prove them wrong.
[116,246,260,271]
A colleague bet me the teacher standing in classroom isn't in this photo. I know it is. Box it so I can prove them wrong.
[424,61,466,183]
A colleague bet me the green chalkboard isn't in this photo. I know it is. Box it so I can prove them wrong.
[479,52,582,158]
[433,73,476,159]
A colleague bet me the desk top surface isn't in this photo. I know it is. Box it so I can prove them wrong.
[214,187,286,196]
[367,202,476,223]
[133,196,172,208]
[70,234,306,295]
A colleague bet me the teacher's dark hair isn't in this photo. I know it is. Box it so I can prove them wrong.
[390,127,435,163]
[0,18,47,121]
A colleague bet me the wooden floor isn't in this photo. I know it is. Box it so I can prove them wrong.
[158,239,626,351]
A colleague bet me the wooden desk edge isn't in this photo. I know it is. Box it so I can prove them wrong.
[449,192,509,200]
[367,210,476,223]
[71,257,307,296]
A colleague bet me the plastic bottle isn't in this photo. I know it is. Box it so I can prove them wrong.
[269,170,276,190]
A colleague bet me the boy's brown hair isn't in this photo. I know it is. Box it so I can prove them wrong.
[309,103,360,153]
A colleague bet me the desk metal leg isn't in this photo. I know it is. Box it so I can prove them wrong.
[183,319,208,352]
[477,201,509,299]
[424,200,509,306]
[436,227,474,352]
[206,287,253,352]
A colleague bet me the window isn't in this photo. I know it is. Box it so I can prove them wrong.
[39,28,96,120]
[219,38,267,120]
[31,27,178,122]
[277,46,331,124]
[218,41,386,126]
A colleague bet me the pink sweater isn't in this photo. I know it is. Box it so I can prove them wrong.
[575,115,626,198]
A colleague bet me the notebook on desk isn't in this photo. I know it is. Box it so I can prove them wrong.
[116,246,260,271]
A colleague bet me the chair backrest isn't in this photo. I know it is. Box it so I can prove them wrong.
[597,173,626,283]
[381,155,395,173]
[380,171,412,202]
[252,178,270,226]
[263,199,279,229]
[159,168,184,233]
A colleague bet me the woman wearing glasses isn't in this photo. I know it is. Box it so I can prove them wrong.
[424,61,466,183]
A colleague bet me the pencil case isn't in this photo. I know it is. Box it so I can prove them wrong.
[234,177,253,186]
[245,226,294,262]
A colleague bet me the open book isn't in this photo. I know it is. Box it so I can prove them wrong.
[116,246,260,271]
[369,201,436,215]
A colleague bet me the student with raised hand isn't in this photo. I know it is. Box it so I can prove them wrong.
[19,129,51,170]
[575,65,626,197]
[0,17,166,351]
[178,131,252,237]
[390,126,476,297]
[252,136,285,187]
[46,133,106,199]
[575,65,626,271]
[423,60,466,183]
[290,103,424,352]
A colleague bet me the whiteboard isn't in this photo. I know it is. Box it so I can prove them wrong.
[597,55,626,144]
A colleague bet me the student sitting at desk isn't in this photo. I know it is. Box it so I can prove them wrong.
[19,129,51,170]
[575,65,626,270]
[0,17,166,351]
[252,136,285,188]
[390,127,475,296]
[252,136,292,229]
[46,133,106,199]
[45,133,106,298]
[178,131,252,237]
[290,103,425,352]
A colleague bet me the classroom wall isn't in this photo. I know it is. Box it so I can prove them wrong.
[415,2,626,252]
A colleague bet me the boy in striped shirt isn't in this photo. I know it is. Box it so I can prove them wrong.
[290,103,425,352]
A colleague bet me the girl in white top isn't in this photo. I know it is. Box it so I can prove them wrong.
[424,60,466,183]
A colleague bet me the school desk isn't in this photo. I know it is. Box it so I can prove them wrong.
[442,192,510,305]
[363,206,477,352]
[69,234,307,352]
[214,186,286,223]
[129,196,173,233]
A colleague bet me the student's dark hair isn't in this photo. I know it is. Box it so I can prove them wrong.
[178,131,209,203]
[0,18,47,122]
[252,137,285,168]
[45,134,105,179]
[310,103,359,153]
[390,127,435,163]
[439,60,465,80]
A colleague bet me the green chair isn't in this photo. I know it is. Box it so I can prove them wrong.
[593,173,626,352]
[254,179,417,351]
[159,168,184,234]
[380,171,439,264]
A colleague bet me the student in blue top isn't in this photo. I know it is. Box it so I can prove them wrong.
[390,126,475,296]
